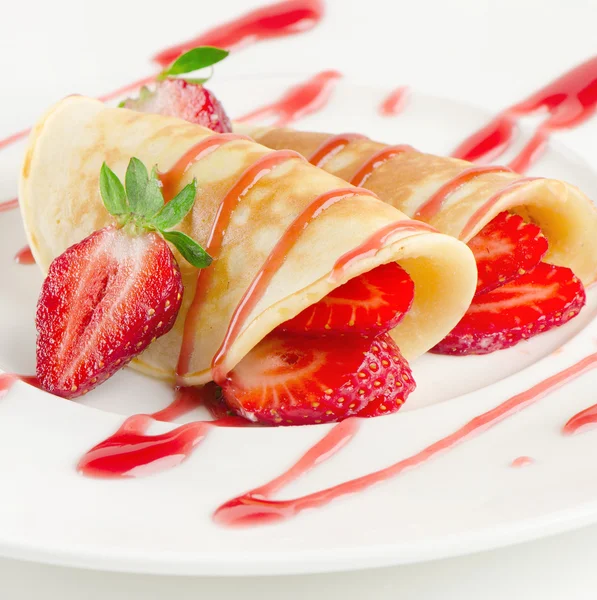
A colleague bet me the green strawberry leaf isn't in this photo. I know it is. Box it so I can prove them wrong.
[151,180,197,230]
[125,157,150,214]
[100,158,211,269]
[143,165,166,216]
[157,46,229,81]
[162,230,213,268]
[99,162,128,215]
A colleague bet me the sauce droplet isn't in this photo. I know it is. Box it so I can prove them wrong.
[563,403,597,435]
[510,456,534,468]
[379,86,410,117]
[14,245,35,265]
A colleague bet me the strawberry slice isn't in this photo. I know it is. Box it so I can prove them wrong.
[468,211,548,295]
[432,262,585,355]
[281,263,414,336]
[35,158,212,399]
[221,331,415,425]
[123,79,232,133]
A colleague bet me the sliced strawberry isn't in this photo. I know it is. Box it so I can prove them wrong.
[468,211,548,295]
[281,263,414,336]
[36,227,183,398]
[221,331,415,425]
[433,262,585,355]
[123,79,232,133]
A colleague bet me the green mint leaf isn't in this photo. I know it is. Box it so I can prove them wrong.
[158,46,229,81]
[142,165,166,217]
[125,157,149,215]
[99,163,128,215]
[151,180,197,230]
[162,230,212,268]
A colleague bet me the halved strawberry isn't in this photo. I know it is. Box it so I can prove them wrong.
[433,262,585,355]
[37,227,183,398]
[123,79,232,133]
[36,158,211,399]
[221,331,415,425]
[280,262,414,336]
[468,211,548,295]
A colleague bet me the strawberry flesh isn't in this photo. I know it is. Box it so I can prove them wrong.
[433,262,585,355]
[123,79,232,133]
[281,262,414,336]
[468,211,548,295]
[36,226,183,398]
[221,331,415,425]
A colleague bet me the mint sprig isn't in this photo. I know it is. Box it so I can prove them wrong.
[99,158,212,269]
[157,46,229,85]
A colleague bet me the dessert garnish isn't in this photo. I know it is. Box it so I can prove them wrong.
[35,159,210,398]
[121,47,232,132]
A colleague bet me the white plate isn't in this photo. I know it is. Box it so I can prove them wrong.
[1,76,597,576]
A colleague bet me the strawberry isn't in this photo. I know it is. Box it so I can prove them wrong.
[281,262,414,336]
[468,211,548,295]
[123,80,232,133]
[221,331,415,425]
[121,47,232,133]
[433,262,585,355]
[36,158,211,399]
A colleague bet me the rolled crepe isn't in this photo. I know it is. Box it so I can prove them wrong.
[238,125,597,286]
[20,97,476,385]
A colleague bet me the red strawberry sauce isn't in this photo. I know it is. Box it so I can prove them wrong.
[236,70,342,127]
[379,86,410,117]
[451,56,597,172]
[0,198,18,212]
[563,402,597,435]
[0,373,40,397]
[414,166,514,221]
[349,145,414,187]
[14,245,35,265]
[77,386,251,479]
[152,0,324,66]
[77,414,212,478]
[510,456,534,468]
[158,133,249,202]
[308,133,366,168]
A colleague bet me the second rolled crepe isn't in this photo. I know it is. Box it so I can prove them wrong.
[238,126,597,286]
[20,97,477,385]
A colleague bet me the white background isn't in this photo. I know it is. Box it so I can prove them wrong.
[3,0,597,597]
